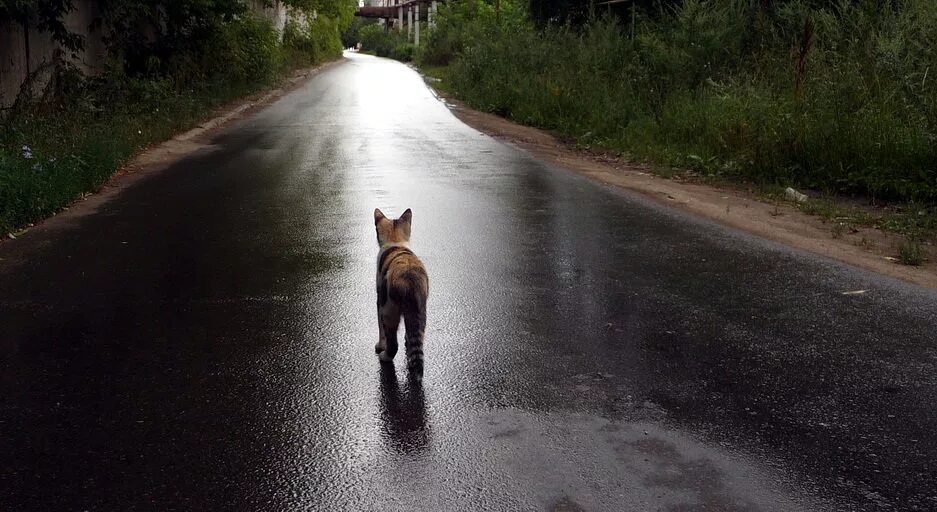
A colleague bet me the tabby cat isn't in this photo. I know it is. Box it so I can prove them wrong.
[374,208,429,381]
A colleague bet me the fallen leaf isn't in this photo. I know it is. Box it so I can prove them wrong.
[841,290,868,296]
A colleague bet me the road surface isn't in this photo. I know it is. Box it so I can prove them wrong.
[2,52,937,511]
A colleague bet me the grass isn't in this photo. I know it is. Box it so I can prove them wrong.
[758,185,936,262]
[1,79,261,234]
[899,240,925,266]
[791,195,937,242]
[416,65,455,95]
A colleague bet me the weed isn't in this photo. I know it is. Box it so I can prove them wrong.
[831,222,846,239]
[418,65,455,95]
[898,239,925,266]
[799,199,839,223]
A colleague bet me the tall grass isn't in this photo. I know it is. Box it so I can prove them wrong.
[424,0,937,204]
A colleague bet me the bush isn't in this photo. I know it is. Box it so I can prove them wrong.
[430,0,937,204]
[359,24,415,61]
[213,15,284,84]
[342,17,376,48]
[418,0,497,66]
[284,16,344,67]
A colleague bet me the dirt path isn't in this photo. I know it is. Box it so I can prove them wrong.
[439,97,937,290]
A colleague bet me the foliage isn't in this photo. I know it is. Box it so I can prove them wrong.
[425,0,937,204]
[358,24,415,61]
[898,239,925,266]
[212,14,284,83]
[341,16,376,48]
[94,0,273,81]
[0,0,83,50]
[284,15,344,67]
[283,0,355,29]
[418,0,493,66]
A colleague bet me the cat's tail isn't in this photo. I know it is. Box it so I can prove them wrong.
[391,269,428,381]
[403,306,426,382]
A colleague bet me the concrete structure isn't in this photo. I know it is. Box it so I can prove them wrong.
[355,0,440,47]
[249,0,289,34]
[414,5,420,46]
[0,0,106,108]
[407,7,413,40]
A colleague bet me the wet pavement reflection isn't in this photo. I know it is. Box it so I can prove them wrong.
[378,363,429,455]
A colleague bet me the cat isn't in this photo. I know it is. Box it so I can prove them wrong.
[374,208,429,381]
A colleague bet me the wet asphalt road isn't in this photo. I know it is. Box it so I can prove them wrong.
[2,52,937,511]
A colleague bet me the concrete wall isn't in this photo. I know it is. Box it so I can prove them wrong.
[1,0,292,109]
[0,0,106,108]
[249,0,289,34]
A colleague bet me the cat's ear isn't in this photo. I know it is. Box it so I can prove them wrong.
[398,208,412,225]
[374,208,386,225]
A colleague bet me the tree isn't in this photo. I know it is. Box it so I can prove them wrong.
[1,0,84,51]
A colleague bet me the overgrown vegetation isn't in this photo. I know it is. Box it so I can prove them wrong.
[411,0,937,262]
[899,239,925,266]
[420,0,937,225]
[358,24,415,61]
[1,0,353,234]
[284,16,345,67]
[341,16,373,48]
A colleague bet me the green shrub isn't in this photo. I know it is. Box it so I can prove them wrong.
[284,16,344,67]
[358,24,395,56]
[389,41,415,61]
[342,17,377,48]
[217,15,284,84]
[358,24,415,61]
[898,239,925,266]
